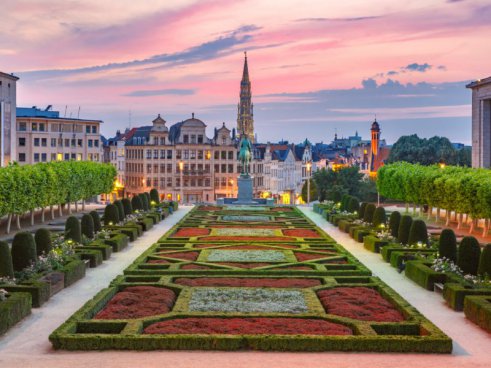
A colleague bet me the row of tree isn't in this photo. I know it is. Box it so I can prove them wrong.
[377,162,491,232]
[0,161,116,232]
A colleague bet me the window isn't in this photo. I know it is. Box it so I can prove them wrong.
[51,138,56,147]
[64,153,70,161]
[92,126,97,134]
[197,135,203,144]
[88,140,93,147]
[57,153,63,161]
[153,137,158,145]
[153,164,158,173]
[167,177,172,187]
[160,150,165,159]
[76,153,82,161]
[191,134,196,144]
[228,151,234,160]
[221,164,227,173]
[222,135,226,145]
[198,150,203,159]
[214,151,219,159]
[167,164,172,173]
[205,178,210,187]
[71,139,76,147]
[19,137,26,146]
[160,137,166,145]
[183,135,189,143]
[228,164,234,173]
[221,177,227,187]
[39,123,46,132]
[86,125,91,133]
[34,153,40,162]
[32,122,38,131]
[65,139,70,147]
[190,150,196,159]
[214,164,220,173]
[34,138,40,146]
[51,153,56,161]
[41,138,47,147]
[176,150,181,159]
[221,151,226,159]
[94,140,99,147]
[184,150,189,159]
[146,150,151,159]
[153,149,158,159]
[18,153,26,162]
[214,177,219,188]
[147,164,152,173]
[167,150,172,159]
[18,122,27,131]
[41,153,47,162]
[71,153,76,159]
[78,139,83,147]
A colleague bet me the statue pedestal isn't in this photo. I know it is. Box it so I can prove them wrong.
[233,175,257,204]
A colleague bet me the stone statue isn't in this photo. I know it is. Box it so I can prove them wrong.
[238,135,252,176]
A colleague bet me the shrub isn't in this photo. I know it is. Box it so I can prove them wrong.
[347,197,359,214]
[478,243,491,277]
[397,215,413,245]
[65,216,82,243]
[363,203,376,223]
[359,202,367,220]
[0,241,14,278]
[372,207,386,227]
[104,204,120,225]
[438,229,457,263]
[90,211,102,233]
[340,194,350,212]
[122,198,132,217]
[139,193,149,211]
[388,211,401,238]
[81,214,95,239]
[458,236,481,275]
[114,200,125,222]
[11,232,37,272]
[407,219,428,246]
[145,192,151,207]
[35,228,52,256]
[150,188,160,205]
[132,196,143,211]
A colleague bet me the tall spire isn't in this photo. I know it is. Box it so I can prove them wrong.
[237,51,254,143]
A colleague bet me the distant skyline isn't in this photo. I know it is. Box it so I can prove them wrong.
[2,0,491,144]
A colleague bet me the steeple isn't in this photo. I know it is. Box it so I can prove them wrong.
[237,51,254,143]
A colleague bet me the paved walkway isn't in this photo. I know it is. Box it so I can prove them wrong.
[1,206,490,368]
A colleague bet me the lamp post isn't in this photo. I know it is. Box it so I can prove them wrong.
[179,160,184,204]
[230,179,234,198]
[306,161,312,207]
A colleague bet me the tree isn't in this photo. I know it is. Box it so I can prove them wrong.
[301,179,317,203]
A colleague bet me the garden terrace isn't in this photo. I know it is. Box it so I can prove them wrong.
[50,206,451,353]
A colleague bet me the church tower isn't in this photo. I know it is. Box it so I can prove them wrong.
[369,118,381,175]
[237,52,254,142]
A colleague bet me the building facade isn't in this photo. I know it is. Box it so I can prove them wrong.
[467,76,491,168]
[124,114,238,203]
[15,106,103,164]
[0,71,19,166]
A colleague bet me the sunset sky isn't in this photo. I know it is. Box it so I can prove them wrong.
[2,0,490,144]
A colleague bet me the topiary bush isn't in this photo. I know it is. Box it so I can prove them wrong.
[347,197,359,214]
[81,214,95,239]
[388,211,401,238]
[407,219,428,246]
[0,241,14,278]
[132,195,143,211]
[363,203,376,223]
[438,229,457,263]
[90,211,102,233]
[478,244,491,277]
[145,192,152,207]
[11,232,37,272]
[340,194,350,212]
[458,236,481,275]
[372,207,387,227]
[35,228,52,256]
[104,204,120,225]
[359,202,367,220]
[122,198,133,217]
[139,193,149,211]
[65,216,82,243]
[150,188,160,205]
[114,200,125,222]
[397,215,413,245]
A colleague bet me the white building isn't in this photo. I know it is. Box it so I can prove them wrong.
[0,71,18,166]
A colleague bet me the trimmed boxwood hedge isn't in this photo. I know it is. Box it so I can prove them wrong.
[0,292,31,336]
[62,258,86,287]
[2,280,50,308]
[438,229,457,263]
[443,283,491,311]
[464,295,491,333]
[388,211,401,238]
[404,261,447,291]
[103,234,129,252]
[397,215,413,245]
[0,241,14,278]
[363,235,388,253]
[75,249,103,268]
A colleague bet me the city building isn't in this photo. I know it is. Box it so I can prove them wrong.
[105,128,136,197]
[123,114,238,203]
[0,71,19,166]
[368,119,390,176]
[237,52,255,143]
[15,106,103,164]
[467,76,491,168]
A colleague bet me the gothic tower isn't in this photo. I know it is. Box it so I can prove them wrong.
[237,52,254,142]
[369,118,381,174]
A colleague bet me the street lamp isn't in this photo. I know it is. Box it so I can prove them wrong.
[230,179,234,198]
[179,160,184,204]
[306,161,312,207]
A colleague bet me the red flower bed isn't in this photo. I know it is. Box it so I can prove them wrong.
[144,317,352,335]
[270,266,314,271]
[172,228,210,237]
[220,245,286,250]
[204,236,294,242]
[155,251,199,261]
[270,207,293,212]
[94,286,176,320]
[194,244,222,249]
[147,259,171,264]
[213,225,281,229]
[322,259,348,264]
[174,277,321,288]
[198,206,222,211]
[296,252,335,261]
[181,264,212,270]
[317,287,405,322]
[283,229,321,238]
[216,262,272,269]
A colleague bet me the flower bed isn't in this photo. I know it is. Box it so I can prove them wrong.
[198,206,222,211]
[283,229,321,238]
[181,264,213,270]
[171,228,210,237]
[144,317,352,335]
[317,287,405,322]
[206,250,287,262]
[188,288,308,313]
[221,215,271,222]
[155,251,199,261]
[215,245,289,250]
[174,277,321,288]
[95,286,176,319]
[204,236,294,242]
[296,252,335,261]
[216,262,272,269]
[213,228,278,236]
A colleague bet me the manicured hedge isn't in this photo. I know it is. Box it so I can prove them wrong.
[0,292,31,335]
[464,295,491,333]
[443,283,491,311]
[404,261,447,291]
